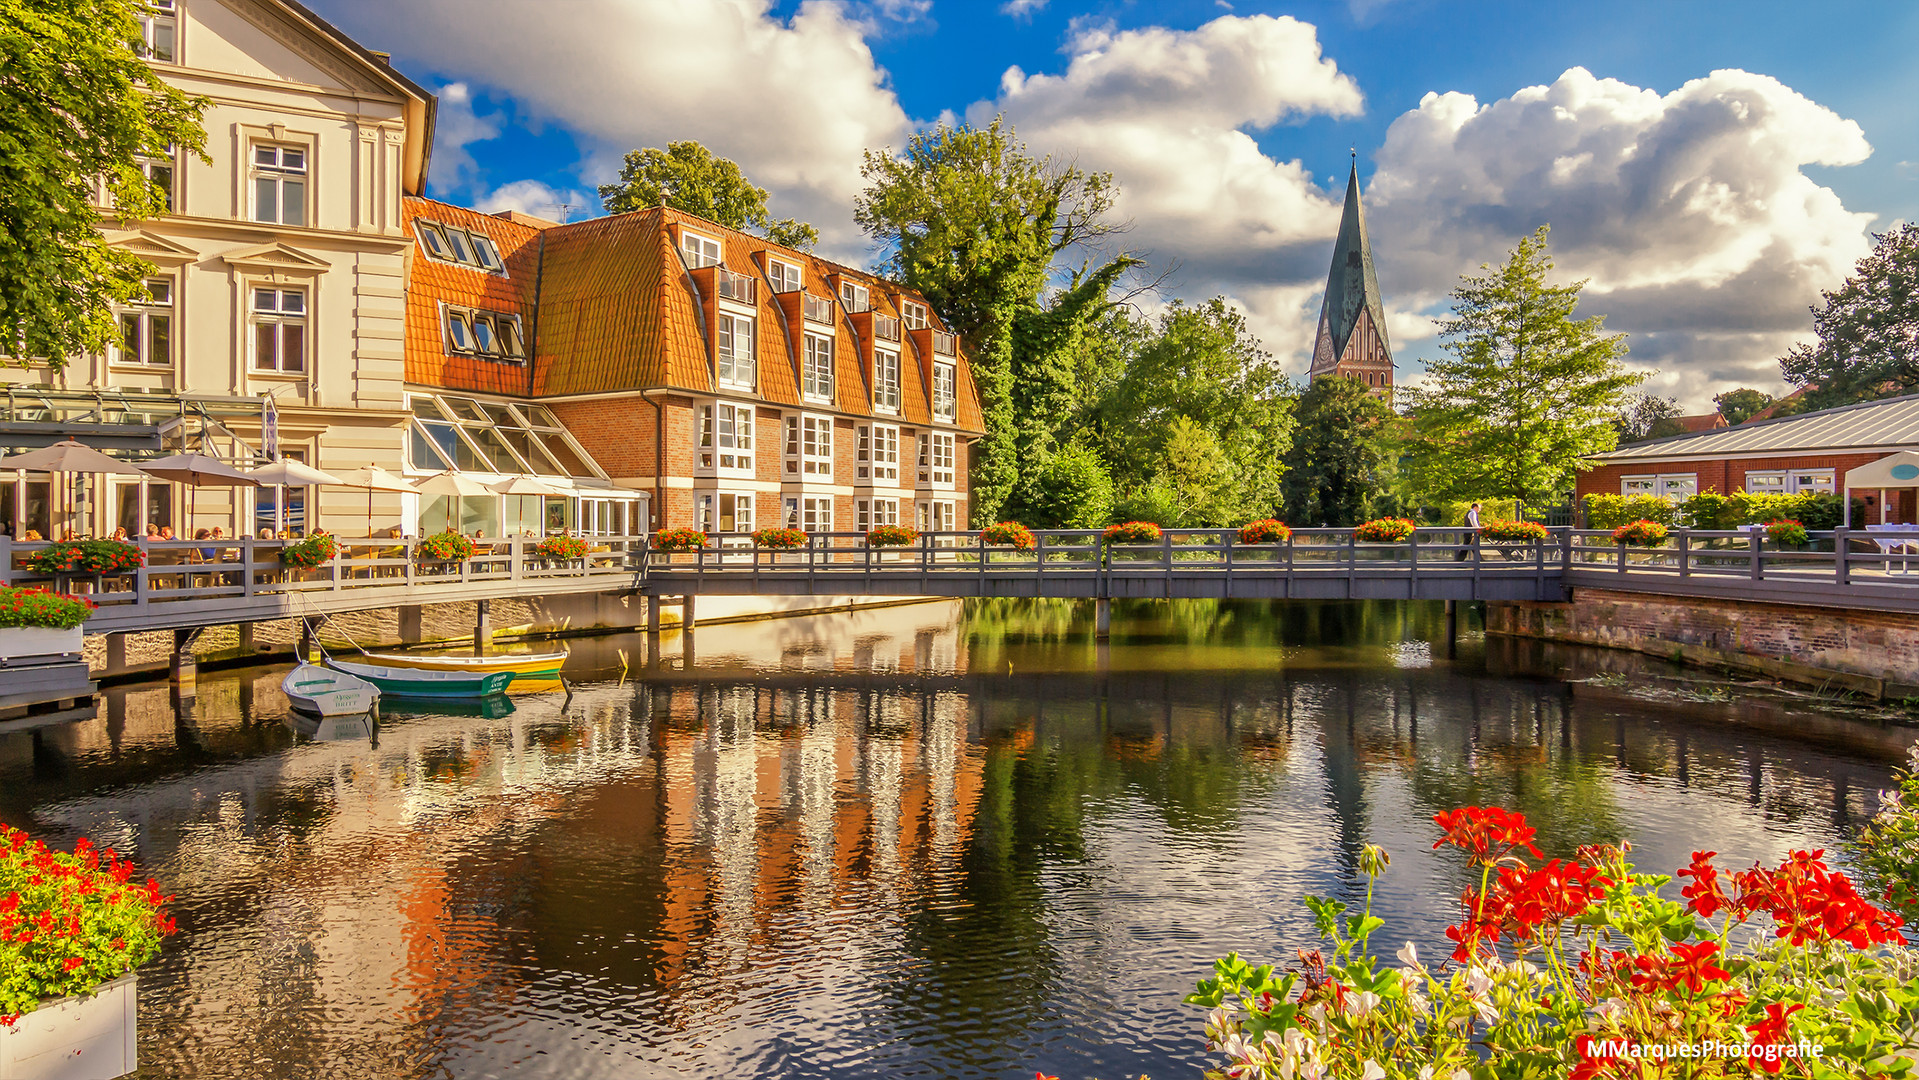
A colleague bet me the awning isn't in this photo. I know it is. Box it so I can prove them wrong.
[1844,452,1919,489]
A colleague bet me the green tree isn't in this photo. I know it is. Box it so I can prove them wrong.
[1008,439,1113,528]
[857,119,1132,523]
[1409,226,1637,504]
[1281,376,1396,526]
[1780,223,1919,409]
[1713,387,1774,425]
[1095,299,1294,526]
[1613,391,1684,442]
[1,0,207,368]
[598,141,817,249]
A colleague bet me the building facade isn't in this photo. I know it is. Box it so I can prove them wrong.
[1307,161,1394,398]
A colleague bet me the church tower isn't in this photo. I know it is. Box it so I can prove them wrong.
[1308,158,1394,398]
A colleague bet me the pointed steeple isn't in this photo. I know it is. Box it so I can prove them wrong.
[1310,158,1394,396]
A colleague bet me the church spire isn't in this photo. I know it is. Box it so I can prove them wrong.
[1309,159,1394,397]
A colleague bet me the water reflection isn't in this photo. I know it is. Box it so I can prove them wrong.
[0,599,1908,1080]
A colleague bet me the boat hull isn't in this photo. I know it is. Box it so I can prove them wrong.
[282,663,380,716]
[325,658,515,698]
[359,651,565,682]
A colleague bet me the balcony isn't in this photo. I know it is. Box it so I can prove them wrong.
[873,315,901,342]
[933,330,957,357]
[803,293,835,324]
[715,268,756,304]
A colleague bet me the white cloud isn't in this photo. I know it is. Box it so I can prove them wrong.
[1001,0,1047,17]
[1368,67,1876,405]
[474,179,594,222]
[427,82,501,193]
[321,0,912,260]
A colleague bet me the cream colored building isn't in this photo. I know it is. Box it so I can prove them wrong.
[2,0,434,538]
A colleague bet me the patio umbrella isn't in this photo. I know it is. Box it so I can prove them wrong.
[412,470,495,533]
[246,459,343,536]
[332,465,417,536]
[140,452,260,538]
[491,475,567,537]
[0,440,149,537]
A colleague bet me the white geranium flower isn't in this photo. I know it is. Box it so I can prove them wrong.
[1361,1061,1386,1080]
[1397,941,1423,971]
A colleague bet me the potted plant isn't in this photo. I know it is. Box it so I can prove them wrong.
[1479,519,1551,560]
[0,827,176,1078]
[1611,518,1669,547]
[0,587,94,662]
[751,527,807,550]
[1354,517,1416,543]
[534,534,589,561]
[1764,518,1809,548]
[1103,521,1162,545]
[415,530,475,566]
[1237,519,1291,544]
[980,522,1037,551]
[277,533,339,569]
[865,525,919,548]
[651,528,708,553]
[21,540,144,583]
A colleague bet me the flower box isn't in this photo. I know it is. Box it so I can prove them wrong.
[0,974,137,1080]
[0,626,84,663]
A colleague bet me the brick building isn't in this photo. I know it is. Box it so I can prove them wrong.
[399,197,984,537]
[1577,393,1919,522]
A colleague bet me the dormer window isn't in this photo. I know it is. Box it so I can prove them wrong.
[766,258,803,293]
[901,300,928,331]
[442,305,526,365]
[839,280,869,313]
[682,230,722,269]
[415,220,509,276]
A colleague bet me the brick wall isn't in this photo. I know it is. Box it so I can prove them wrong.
[1488,587,1919,696]
[547,395,657,480]
[1576,453,1888,501]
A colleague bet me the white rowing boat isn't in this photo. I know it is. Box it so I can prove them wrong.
[282,662,380,716]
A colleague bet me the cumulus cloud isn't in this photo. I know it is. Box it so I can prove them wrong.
[963,14,1363,370]
[427,82,501,193]
[474,180,595,222]
[1368,67,1876,403]
[318,0,912,259]
[1001,0,1047,17]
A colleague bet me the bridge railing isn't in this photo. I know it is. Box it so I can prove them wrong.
[0,534,649,613]
[1567,527,1919,587]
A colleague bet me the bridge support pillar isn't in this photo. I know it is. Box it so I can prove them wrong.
[681,594,696,633]
[398,605,423,644]
[647,596,662,636]
[474,599,492,656]
[237,623,255,655]
[1094,598,1111,640]
[1444,600,1459,659]
[104,633,129,677]
[298,619,318,664]
[170,628,197,700]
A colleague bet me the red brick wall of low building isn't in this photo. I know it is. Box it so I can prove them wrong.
[1577,453,1890,500]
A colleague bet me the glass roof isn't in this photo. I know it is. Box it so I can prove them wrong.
[405,393,608,482]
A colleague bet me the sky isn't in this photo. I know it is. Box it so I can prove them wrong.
[311,0,1919,410]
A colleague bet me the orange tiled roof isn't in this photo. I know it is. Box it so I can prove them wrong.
[403,201,984,434]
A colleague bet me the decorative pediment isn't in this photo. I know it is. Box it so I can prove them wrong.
[221,241,331,278]
[102,229,198,266]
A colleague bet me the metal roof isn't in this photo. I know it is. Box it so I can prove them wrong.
[1315,160,1392,363]
[1593,393,1919,461]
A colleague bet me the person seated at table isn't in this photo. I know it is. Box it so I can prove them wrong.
[145,523,161,540]
[194,528,216,562]
[20,530,41,542]
[258,528,275,541]
[110,527,128,541]
[158,525,176,541]
[60,528,79,541]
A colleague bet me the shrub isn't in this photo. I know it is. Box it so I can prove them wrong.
[751,527,806,550]
[1188,806,1914,1080]
[534,535,589,560]
[651,528,708,552]
[1,827,177,1025]
[1480,519,1551,543]
[415,530,475,562]
[1436,498,1519,527]
[1011,442,1115,529]
[866,525,919,548]
[980,522,1037,550]
[1103,521,1163,544]
[1238,519,1292,544]
[21,540,144,576]
[1354,517,1416,543]
[1765,518,1809,547]
[1582,493,1677,530]
[0,587,95,630]
[1851,741,1919,923]
[1611,519,1669,546]
[278,534,338,568]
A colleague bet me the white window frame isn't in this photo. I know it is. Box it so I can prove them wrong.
[111,278,173,368]
[250,143,307,227]
[901,300,928,331]
[873,348,901,414]
[857,423,899,483]
[138,0,177,61]
[766,258,803,294]
[933,361,957,422]
[699,402,755,475]
[1788,469,1835,494]
[917,431,954,488]
[839,279,869,313]
[250,286,306,374]
[682,229,723,269]
[1742,471,1786,495]
[783,413,833,479]
[856,497,899,532]
[697,492,755,534]
[717,312,756,391]
[803,333,834,403]
[917,498,955,533]
[1622,473,1695,498]
[783,495,833,532]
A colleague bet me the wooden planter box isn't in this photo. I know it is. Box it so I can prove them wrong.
[0,626,84,663]
[0,974,137,1080]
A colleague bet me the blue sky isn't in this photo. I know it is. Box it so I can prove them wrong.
[315,0,1919,408]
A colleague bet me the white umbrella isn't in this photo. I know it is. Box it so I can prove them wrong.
[332,465,416,536]
[0,440,149,537]
[141,452,260,538]
[413,470,496,533]
[490,475,565,496]
[246,459,341,536]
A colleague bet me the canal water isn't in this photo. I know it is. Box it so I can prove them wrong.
[1,599,1910,1080]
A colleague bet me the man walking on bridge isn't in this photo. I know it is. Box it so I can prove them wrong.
[1457,502,1481,561]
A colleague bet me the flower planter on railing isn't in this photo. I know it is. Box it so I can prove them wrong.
[980,522,1036,554]
[1479,519,1550,561]
[0,973,137,1080]
[0,586,94,662]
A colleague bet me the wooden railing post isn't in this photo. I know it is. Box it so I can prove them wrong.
[1750,528,1763,581]
[1834,528,1850,586]
[1678,530,1691,577]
